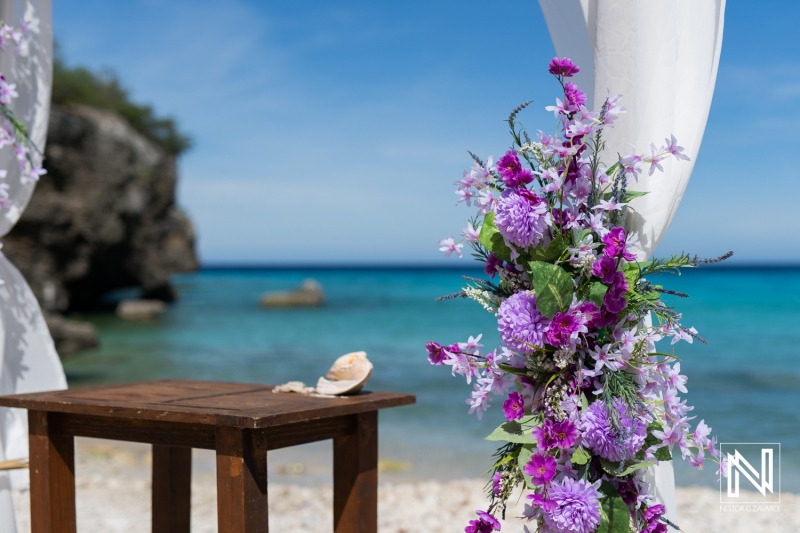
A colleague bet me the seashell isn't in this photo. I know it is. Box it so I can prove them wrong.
[315,351,373,395]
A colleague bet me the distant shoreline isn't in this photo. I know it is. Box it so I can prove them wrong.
[198,263,800,271]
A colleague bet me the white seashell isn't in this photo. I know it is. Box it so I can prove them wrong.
[315,351,373,395]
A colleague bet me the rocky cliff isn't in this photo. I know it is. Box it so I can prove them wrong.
[3,104,198,318]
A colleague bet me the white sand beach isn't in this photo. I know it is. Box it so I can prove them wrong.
[10,439,799,532]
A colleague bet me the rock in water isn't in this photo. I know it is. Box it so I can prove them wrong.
[260,279,325,308]
[2,104,199,313]
[44,313,98,357]
[116,299,167,321]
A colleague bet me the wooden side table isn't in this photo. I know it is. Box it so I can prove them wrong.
[0,380,415,533]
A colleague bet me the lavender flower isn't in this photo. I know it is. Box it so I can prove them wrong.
[497,292,549,354]
[579,398,647,462]
[494,188,551,249]
[542,478,602,533]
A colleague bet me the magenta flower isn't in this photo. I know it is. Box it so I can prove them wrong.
[496,150,533,188]
[527,492,557,512]
[603,271,629,315]
[491,472,503,495]
[502,391,525,421]
[425,341,445,365]
[551,419,578,449]
[464,510,501,533]
[523,452,557,486]
[602,227,636,261]
[545,311,582,347]
[548,57,580,78]
[591,254,617,283]
[564,81,587,108]
[484,252,503,278]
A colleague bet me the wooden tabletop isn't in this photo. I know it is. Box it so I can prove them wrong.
[0,379,415,429]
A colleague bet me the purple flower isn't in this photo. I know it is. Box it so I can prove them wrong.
[533,418,578,450]
[492,472,503,495]
[426,341,445,365]
[602,227,637,262]
[497,292,549,354]
[549,57,581,78]
[591,254,617,284]
[643,504,665,523]
[502,391,525,421]
[551,419,578,449]
[496,150,533,188]
[494,188,551,249]
[465,510,501,533]
[484,252,503,278]
[579,398,647,462]
[527,492,557,512]
[603,271,629,314]
[545,311,581,347]
[564,81,587,108]
[523,452,557,486]
[542,478,602,533]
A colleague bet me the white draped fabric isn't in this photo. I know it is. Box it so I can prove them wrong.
[539,0,726,524]
[0,2,66,532]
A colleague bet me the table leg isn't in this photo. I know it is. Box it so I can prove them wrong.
[216,426,268,532]
[333,411,378,533]
[28,411,76,533]
[152,445,191,533]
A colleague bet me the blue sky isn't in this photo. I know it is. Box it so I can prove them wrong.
[53,1,800,264]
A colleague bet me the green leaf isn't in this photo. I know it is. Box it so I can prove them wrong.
[485,421,535,444]
[623,190,649,202]
[599,458,621,476]
[597,481,632,533]
[528,235,568,263]
[517,444,536,489]
[655,446,673,462]
[605,162,621,176]
[491,452,519,470]
[527,260,574,318]
[570,447,592,466]
[479,212,512,262]
[618,460,654,477]
[580,392,589,411]
[644,421,673,462]
[589,282,608,307]
[485,414,541,444]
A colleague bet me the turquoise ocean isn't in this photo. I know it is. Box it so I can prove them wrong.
[63,266,800,491]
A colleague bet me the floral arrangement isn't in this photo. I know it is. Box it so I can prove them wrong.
[427,58,731,533]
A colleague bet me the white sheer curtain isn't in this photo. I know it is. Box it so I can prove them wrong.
[0,2,66,532]
[539,0,726,524]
